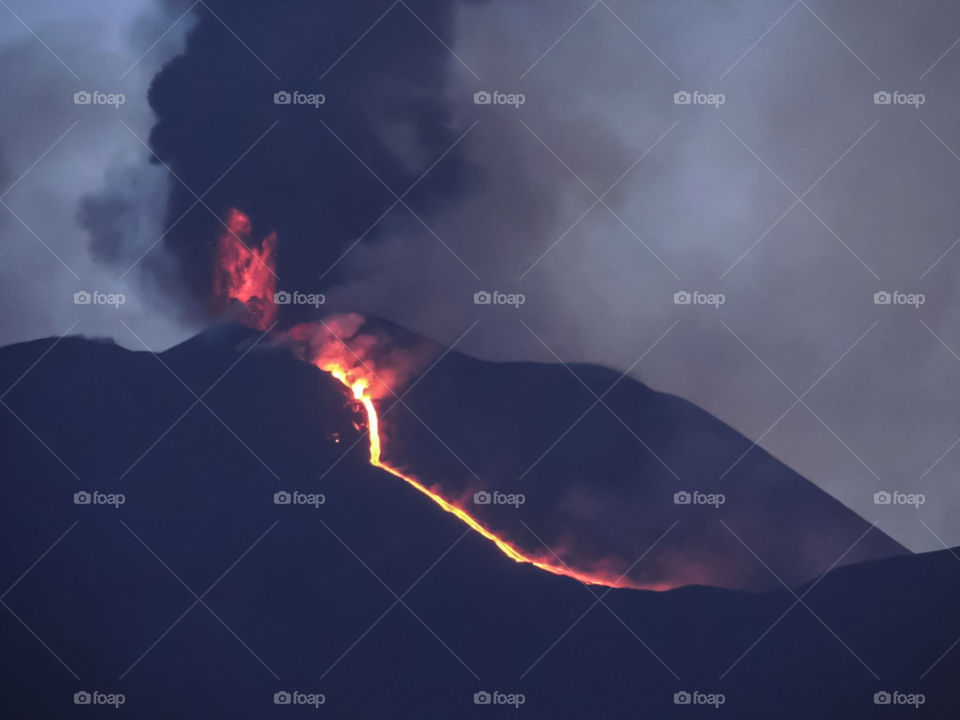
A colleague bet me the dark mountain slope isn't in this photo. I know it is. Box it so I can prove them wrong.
[0,325,948,719]
[352,316,907,590]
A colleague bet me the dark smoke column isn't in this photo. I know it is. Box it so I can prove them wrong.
[148,0,478,323]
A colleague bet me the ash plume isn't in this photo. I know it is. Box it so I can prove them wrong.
[142,0,486,323]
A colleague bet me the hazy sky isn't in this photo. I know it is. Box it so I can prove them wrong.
[3,0,960,552]
[0,0,194,349]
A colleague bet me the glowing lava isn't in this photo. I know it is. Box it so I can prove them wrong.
[213,212,642,590]
[324,364,637,588]
[213,208,277,330]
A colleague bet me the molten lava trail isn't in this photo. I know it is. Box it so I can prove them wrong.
[328,370,634,589]
[212,207,646,591]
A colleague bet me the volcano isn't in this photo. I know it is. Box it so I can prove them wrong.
[202,210,906,593]
[0,320,954,718]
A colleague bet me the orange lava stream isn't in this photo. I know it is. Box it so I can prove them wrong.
[211,209,643,588]
[328,368,634,589]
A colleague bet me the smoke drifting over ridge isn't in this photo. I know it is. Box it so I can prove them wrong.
[320,0,960,553]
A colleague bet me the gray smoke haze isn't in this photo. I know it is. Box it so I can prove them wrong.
[324,0,960,551]
[0,0,194,349]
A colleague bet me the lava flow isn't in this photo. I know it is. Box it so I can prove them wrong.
[214,208,637,590]
[323,361,636,588]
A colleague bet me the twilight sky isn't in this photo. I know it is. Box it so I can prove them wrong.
[2,0,960,552]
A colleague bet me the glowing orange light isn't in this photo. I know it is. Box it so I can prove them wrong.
[324,364,642,589]
[211,211,661,590]
[213,208,277,329]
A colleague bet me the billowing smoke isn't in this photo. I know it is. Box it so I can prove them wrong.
[141,0,487,323]
[0,0,193,349]
[319,0,960,553]
[287,313,438,401]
